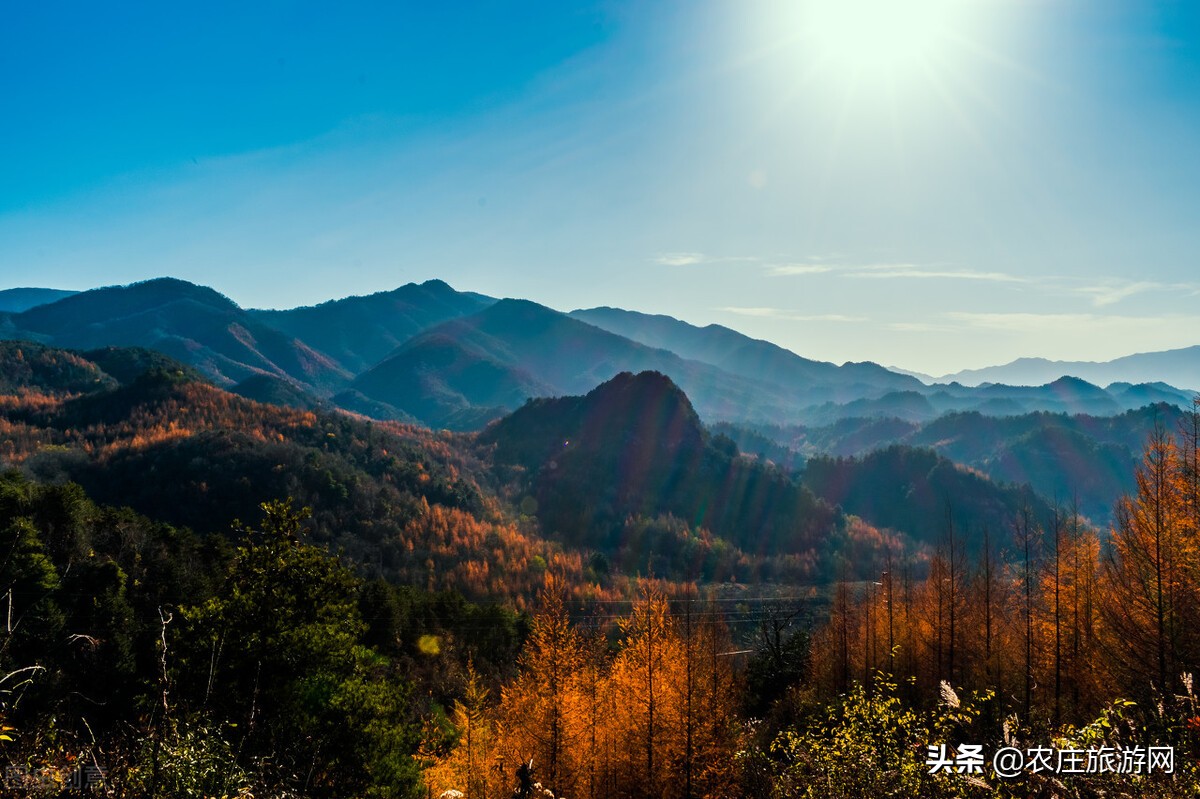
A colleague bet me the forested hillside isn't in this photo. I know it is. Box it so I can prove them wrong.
[728,404,1184,524]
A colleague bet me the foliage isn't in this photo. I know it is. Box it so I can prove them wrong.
[425,583,741,799]
[802,445,1052,552]
[178,498,423,797]
[765,676,991,798]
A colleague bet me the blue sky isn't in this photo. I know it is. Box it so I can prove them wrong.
[2,0,1198,375]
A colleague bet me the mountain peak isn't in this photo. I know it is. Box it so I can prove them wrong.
[13,279,243,341]
[122,277,238,307]
[483,370,704,465]
[419,278,456,293]
[584,369,696,416]
[19,277,239,325]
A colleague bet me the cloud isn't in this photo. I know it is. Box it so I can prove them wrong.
[654,252,761,267]
[655,252,706,266]
[944,312,1100,332]
[716,306,865,322]
[717,306,786,317]
[792,313,868,322]
[765,259,1032,284]
[942,311,1200,335]
[1068,279,1200,308]
[766,264,834,276]
[844,265,1030,283]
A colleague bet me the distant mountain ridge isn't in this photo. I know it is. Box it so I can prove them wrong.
[935,347,1200,391]
[569,306,919,400]
[1,276,1194,432]
[349,298,805,429]
[727,402,1186,524]
[0,287,78,312]
[249,279,494,374]
[2,278,349,390]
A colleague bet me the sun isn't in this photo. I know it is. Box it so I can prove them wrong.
[797,0,961,79]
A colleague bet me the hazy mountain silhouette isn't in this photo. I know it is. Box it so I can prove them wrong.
[804,376,1190,424]
[351,299,800,429]
[2,278,350,390]
[0,287,78,313]
[250,279,495,373]
[351,327,557,429]
[731,403,1185,523]
[2,276,1191,433]
[570,306,920,402]
[937,347,1200,391]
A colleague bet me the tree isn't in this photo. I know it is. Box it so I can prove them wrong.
[425,660,495,799]
[610,586,675,798]
[180,499,421,797]
[1013,503,1040,719]
[495,576,586,797]
[1103,422,1191,701]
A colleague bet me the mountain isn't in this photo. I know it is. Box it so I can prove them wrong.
[0,287,78,312]
[351,299,800,429]
[803,376,1188,424]
[730,403,1184,523]
[231,373,326,411]
[568,307,1195,421]
[937,346,1200,391]
[350,327,558,429]
[1,278,351,391]
[975,375,1121,415]
[0,340,117,394]
[0,344,559,599]
[800,446,1053,550]
[480,371,840,572]
[5,276,1189,435]
[250,279,495,374]
[1109,381,1196,408]
[570,306,921,401]
[0,344,886,587]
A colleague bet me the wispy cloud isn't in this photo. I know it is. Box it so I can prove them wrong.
[655,252,706,266]
[943,311,1200,335]
[790,313,867,322]
[944,312,1094,332]
[716,306,865,322]
[844,265,1030,283]
[763,260,1030,284]
[766,263,834,276]
[654,252,761,267]
[717,306,787,318]
[759,256,1198,314]
[1070,279,1200,308]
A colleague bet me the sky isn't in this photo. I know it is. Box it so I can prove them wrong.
[2,0,1199,376]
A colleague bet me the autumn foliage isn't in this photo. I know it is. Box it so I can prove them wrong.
[425,578,740,799]
[807,403,1200,730]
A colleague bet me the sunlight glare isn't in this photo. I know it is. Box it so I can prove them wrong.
[800,0,959,77]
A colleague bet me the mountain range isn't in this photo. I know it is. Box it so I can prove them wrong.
[1,277,1194,434]
[928,348,1200,392]
[0,338,1066,586]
